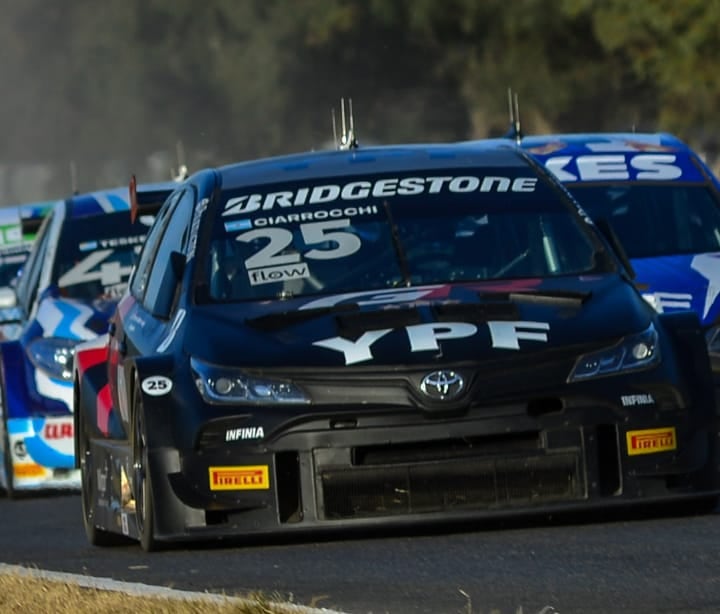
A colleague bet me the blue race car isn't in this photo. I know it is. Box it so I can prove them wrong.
[0,182,175,496]
[518,133,720,326]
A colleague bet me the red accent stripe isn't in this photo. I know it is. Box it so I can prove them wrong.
[97,384,112,436]
[75,346,108,375]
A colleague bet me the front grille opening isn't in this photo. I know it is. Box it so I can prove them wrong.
[526,397,563,417]
[596,424,621,496]
[52,468,75,479]
[353,432,540,466]
[276,451,302,523]
[320,453,582,520]
[205,510,229,525]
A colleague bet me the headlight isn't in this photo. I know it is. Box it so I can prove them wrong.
[190,357,310,405]
[27,337,79,381]
[568,323,660,382]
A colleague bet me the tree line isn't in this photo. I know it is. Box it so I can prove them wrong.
[0,0,718,197]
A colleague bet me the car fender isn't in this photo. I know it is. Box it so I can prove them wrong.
[129,355,179,450]
[0,339,35,420]
[129,354,207,538]
[73,335,117,467]
[657,311,716,417]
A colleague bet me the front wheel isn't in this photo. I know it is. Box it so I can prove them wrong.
[1,411,15,499]
[133,384,159,552]
[1,372,15,499]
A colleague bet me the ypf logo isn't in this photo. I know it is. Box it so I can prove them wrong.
[420,370,465,401]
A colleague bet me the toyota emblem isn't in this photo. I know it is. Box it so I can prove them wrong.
[420,370,465,401]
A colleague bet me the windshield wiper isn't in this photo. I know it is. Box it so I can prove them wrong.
[245,302,360,332]
[478,289,592,307]
[383,201,412,287]
[492,249,530,278]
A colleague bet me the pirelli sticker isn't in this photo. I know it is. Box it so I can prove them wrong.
[626,427,677,456]
[209,465,270,491]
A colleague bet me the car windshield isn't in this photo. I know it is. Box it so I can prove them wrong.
[54,211,152,300]
[567,184,720,259]
[204,169,608,302]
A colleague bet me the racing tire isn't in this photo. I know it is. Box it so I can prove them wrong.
[133,384,159,552]
[77,390,127,547]
[1,411,15,499]
[0,368,16,499]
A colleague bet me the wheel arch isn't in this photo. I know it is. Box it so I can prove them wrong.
[657,310,715,414]
[129,354,178,449]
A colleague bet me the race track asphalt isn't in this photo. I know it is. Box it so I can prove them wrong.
[1,494,719,614]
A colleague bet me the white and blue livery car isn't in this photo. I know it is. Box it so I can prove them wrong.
[0,182,175,495]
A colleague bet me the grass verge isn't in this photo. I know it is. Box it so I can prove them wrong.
[0,573,337,614]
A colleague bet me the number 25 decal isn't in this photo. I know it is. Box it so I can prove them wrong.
[58,249,132,288]
[141,376,173,396]
[237,219,361,269]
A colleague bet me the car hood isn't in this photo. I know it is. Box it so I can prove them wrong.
[185,275,654,368]
[31,295,118,341]
[632,252,720,326]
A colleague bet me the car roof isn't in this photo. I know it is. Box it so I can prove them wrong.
[214,141,530,191]
[517,132,692,156]
[511,132,715,184]
[63,181,178,220]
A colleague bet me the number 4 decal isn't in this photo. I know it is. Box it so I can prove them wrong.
[58,249,132,288]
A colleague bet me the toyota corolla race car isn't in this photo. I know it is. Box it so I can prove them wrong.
[518,133,720,326]
[0,183,176,496]
[74,141,718,551]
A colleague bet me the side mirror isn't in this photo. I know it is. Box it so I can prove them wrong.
[151,251,186,320]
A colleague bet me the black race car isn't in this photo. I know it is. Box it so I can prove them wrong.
[73,141,719,550]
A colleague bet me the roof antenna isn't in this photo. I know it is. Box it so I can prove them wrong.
[503,87,523,144]
[331,107,338,147]
[70,160,79,195]
[171,140,189,182]
[170,141,190,183]
[332,98,358,150]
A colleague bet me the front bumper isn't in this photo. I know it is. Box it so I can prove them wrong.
[3,415,80,491]
[148,401,719,540]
